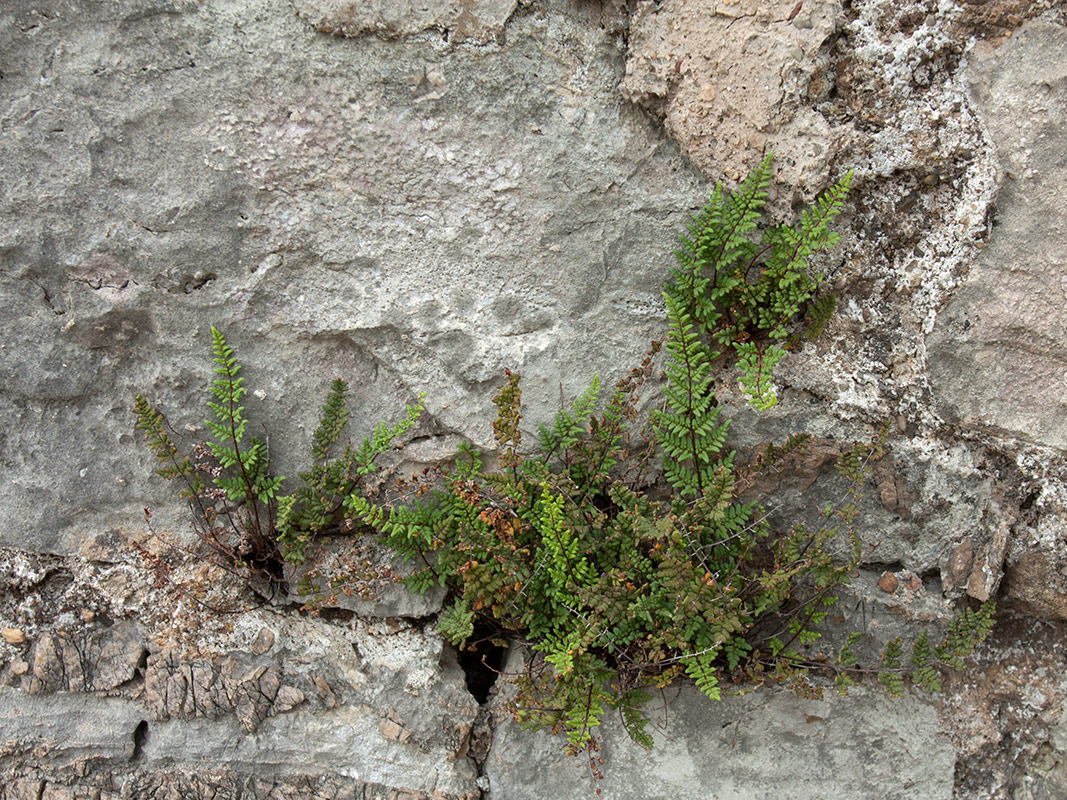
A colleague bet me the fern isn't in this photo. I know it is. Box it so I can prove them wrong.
[910,630,942,692]
[653,292,729,497]
[354,401,424,476]
[134,159,1000,763]
[878,639,906,696]
[205,327,284,506]
[438,596,476,647]
[734,341,784,411]
[684,652,722,701]
[362,159,869,755]
[615,688,655,750]
[934,600,996,667]
[133,395,203,498]
[135,328,423,572]
[802,294,837,341]
[493,369,523,468]
[665,153,852,412]
[834,631,862,693]
[313,378,351,461]
[539,375,603,460]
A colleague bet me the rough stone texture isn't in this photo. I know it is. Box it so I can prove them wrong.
[27,620,145,695]
[0,594,481,797]
[2,0,1067,798]
[928,22,1067,451]
[283,537,447,618]
[623,0,845,200]
[0,548,479,798]
[1,772,469,800]
[486,678,956,800]
[0,0,702,557]
[294,0,519,45]
[1003,552,1067,621]
[942,617,1067,800]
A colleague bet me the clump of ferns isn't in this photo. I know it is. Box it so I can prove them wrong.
[133,327,423,607]
[367,155,994,755]
[132,154,995,755]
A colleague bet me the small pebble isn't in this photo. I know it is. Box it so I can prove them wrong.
[251,627,276,655]
[877,572,899,593]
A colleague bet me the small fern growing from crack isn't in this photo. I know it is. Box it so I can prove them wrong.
[204,327,284,562]
[278,378,423,564]
[667,153,851,410]
[366,155,994,756]
[134,329,423,588]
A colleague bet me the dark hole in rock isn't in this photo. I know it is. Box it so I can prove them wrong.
[131,720,149,761]
[315,607,357,624]
[458,625,507,705]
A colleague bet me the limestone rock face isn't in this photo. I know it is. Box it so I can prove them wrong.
[0,0,702,556]
[928,23,1067,452]
[2,0,1067,798]
[293,0,519,45]
[0,557,482,798]
[623,0,844,201]
[486,682,955,800]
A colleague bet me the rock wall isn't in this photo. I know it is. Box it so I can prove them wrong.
[1,1,1066,798]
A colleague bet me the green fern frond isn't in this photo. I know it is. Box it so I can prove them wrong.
[734,342,784,411]
[539,375,602,458]
[684,651,721,700]
[616,688,654,749]
[353,396,424,477]
[439,597,476,647]
[653,292,730,497]
[878,639,905,696]
[313,379,351,462]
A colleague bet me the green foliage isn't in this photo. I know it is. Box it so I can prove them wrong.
[652,291,730,497]
[615,688,655,749]
[438,597,476,647]
[910,630,941,692]
[664,152,851,410]
[935,599,997,667]
[133,394,203,498]
[135,156,996,759]
[365,156,993,755]
[205,327,284,507]
[878,639,906,696]
[134,329,423,574]
[134,328,285,569]
[278,377,423,563]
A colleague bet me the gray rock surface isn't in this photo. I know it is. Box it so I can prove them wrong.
[0,549,479,798]
[2,0,1067,798]
[0,688,477,798]
[928,22,1067,452]
[486,680,955,800]
[1,595,481,797]
[294,0,519,45]
[0,0,704,557]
